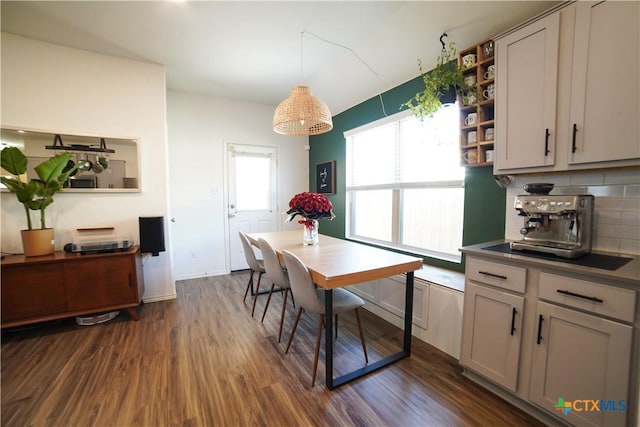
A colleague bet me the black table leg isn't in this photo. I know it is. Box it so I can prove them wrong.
[324,271,415,390]
[325,289,334,389]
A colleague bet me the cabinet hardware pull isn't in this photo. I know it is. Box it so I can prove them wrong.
[571,123,578,153]
[510,307,517,336]
[536,314,544,344]
[556,289,603,303]
[544,128,550,156]
[128,273,133,288]
[478,271,507,280]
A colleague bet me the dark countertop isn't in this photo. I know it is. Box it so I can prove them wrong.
[461,240,640,288]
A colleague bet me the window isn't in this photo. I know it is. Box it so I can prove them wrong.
[345,106,464,262]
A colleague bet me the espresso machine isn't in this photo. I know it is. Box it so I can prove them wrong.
[510,193,594,258]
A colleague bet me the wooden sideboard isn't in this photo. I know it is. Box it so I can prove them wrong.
[1,246,144,328]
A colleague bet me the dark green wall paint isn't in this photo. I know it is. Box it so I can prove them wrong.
[308,75,505,273]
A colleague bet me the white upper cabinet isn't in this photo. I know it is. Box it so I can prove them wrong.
[568,1,640,165]
[495,13,560,170]
[494,1,640,173]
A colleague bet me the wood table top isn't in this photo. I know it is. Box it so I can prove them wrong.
[247,231,423,289]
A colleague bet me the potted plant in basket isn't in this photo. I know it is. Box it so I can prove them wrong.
[403,42,466,120]
[286,192,335,246]
[1,146,78,256]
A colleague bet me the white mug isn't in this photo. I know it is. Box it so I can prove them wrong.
[467,131,477,144]
[464,92,477,106]
[464,113,477,126]
[483,84,495,100]
[485,127,494,141]
[483,41,494,58]
[484,65,495,80]
[485,149,494,162]
[464,75,477,88]
[462,54,476,67]
[463,150,477,164]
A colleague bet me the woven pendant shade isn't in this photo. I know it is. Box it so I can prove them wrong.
[273,86,333,136]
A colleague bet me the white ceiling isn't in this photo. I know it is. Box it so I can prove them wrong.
[1,1,558,115]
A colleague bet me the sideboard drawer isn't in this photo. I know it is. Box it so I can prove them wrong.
[466,257,527,293]
[538,272,636,322]
[1,263,67,322]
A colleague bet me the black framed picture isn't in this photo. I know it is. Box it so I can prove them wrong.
[315,160,335,194]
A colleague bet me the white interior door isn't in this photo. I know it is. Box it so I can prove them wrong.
[227,143,278,271]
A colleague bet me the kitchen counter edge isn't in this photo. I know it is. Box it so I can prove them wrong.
[461,240,639,289]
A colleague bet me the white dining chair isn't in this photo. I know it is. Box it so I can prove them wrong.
[282,250,368,386]
[238,231,266,315]
[257,238,295,342]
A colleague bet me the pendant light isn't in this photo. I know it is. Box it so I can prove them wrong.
[273,33,333,136]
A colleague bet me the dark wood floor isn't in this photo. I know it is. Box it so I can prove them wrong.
[1,271,545,426]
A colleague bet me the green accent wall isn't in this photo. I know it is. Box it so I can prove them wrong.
[309,75,505,273]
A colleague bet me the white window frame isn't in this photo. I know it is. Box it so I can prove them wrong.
[344,109,464,263]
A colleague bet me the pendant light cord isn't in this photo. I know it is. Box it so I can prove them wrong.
[299,31,304,86]
[302,30,388,117]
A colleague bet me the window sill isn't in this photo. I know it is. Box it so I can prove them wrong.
[414,264,465,293]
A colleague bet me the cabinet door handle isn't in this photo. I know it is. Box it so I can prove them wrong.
[128,273,133,288]
[544,128,550,156]
[571,123,578,153]
[478,271,507,280]
[510,307,517,336]
[536,314,544,344]
[556,289,603,303]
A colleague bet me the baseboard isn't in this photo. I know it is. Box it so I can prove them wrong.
[142,292,177,303]
[462,369,569,427]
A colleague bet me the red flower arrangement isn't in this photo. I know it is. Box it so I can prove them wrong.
[286,191,335,228]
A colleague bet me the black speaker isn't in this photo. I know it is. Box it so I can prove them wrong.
[139,216,165,256]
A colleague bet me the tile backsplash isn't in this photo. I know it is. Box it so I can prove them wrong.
[503,169,640,255]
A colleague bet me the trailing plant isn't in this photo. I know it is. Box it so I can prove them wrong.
[403,42,465,120]
[1,146,77,230]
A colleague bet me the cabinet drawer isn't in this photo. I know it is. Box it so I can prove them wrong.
[538,272,636,323]
[65,256,137,311]
[1,263,67,322]
[466,258,527,293]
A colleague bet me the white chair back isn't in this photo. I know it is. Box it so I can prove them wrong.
[282,250,324,314]
[239,231,261,271]
[258,238,289,289]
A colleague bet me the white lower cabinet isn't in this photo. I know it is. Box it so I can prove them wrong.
[351,275,463,359]
[461,255,638,427]
[530,301,632,427]
[460,282,524,392]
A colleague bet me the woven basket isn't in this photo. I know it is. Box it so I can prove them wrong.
[273,86,333,136]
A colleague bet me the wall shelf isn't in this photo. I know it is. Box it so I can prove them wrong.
[459,39,495,167]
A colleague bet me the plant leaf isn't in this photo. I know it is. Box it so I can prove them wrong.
[34,153,73,183]
[1,146,28,175]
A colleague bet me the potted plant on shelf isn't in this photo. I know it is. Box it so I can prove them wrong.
[403,41,465,120]
[1,146,77,256]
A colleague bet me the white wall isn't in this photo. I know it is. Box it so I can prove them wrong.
[1,33,174,302]
[504,169,640,255]
[166,90,309,280]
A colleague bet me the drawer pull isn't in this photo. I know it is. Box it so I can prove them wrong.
[479,271,507,280]
[510,307,517,336]
[544,128,550,156]
[536,314,544,345]
[556,289,603,303]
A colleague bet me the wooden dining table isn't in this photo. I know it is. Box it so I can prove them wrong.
[246,230,423,389]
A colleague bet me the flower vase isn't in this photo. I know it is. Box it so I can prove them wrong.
[302,219,319,246]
